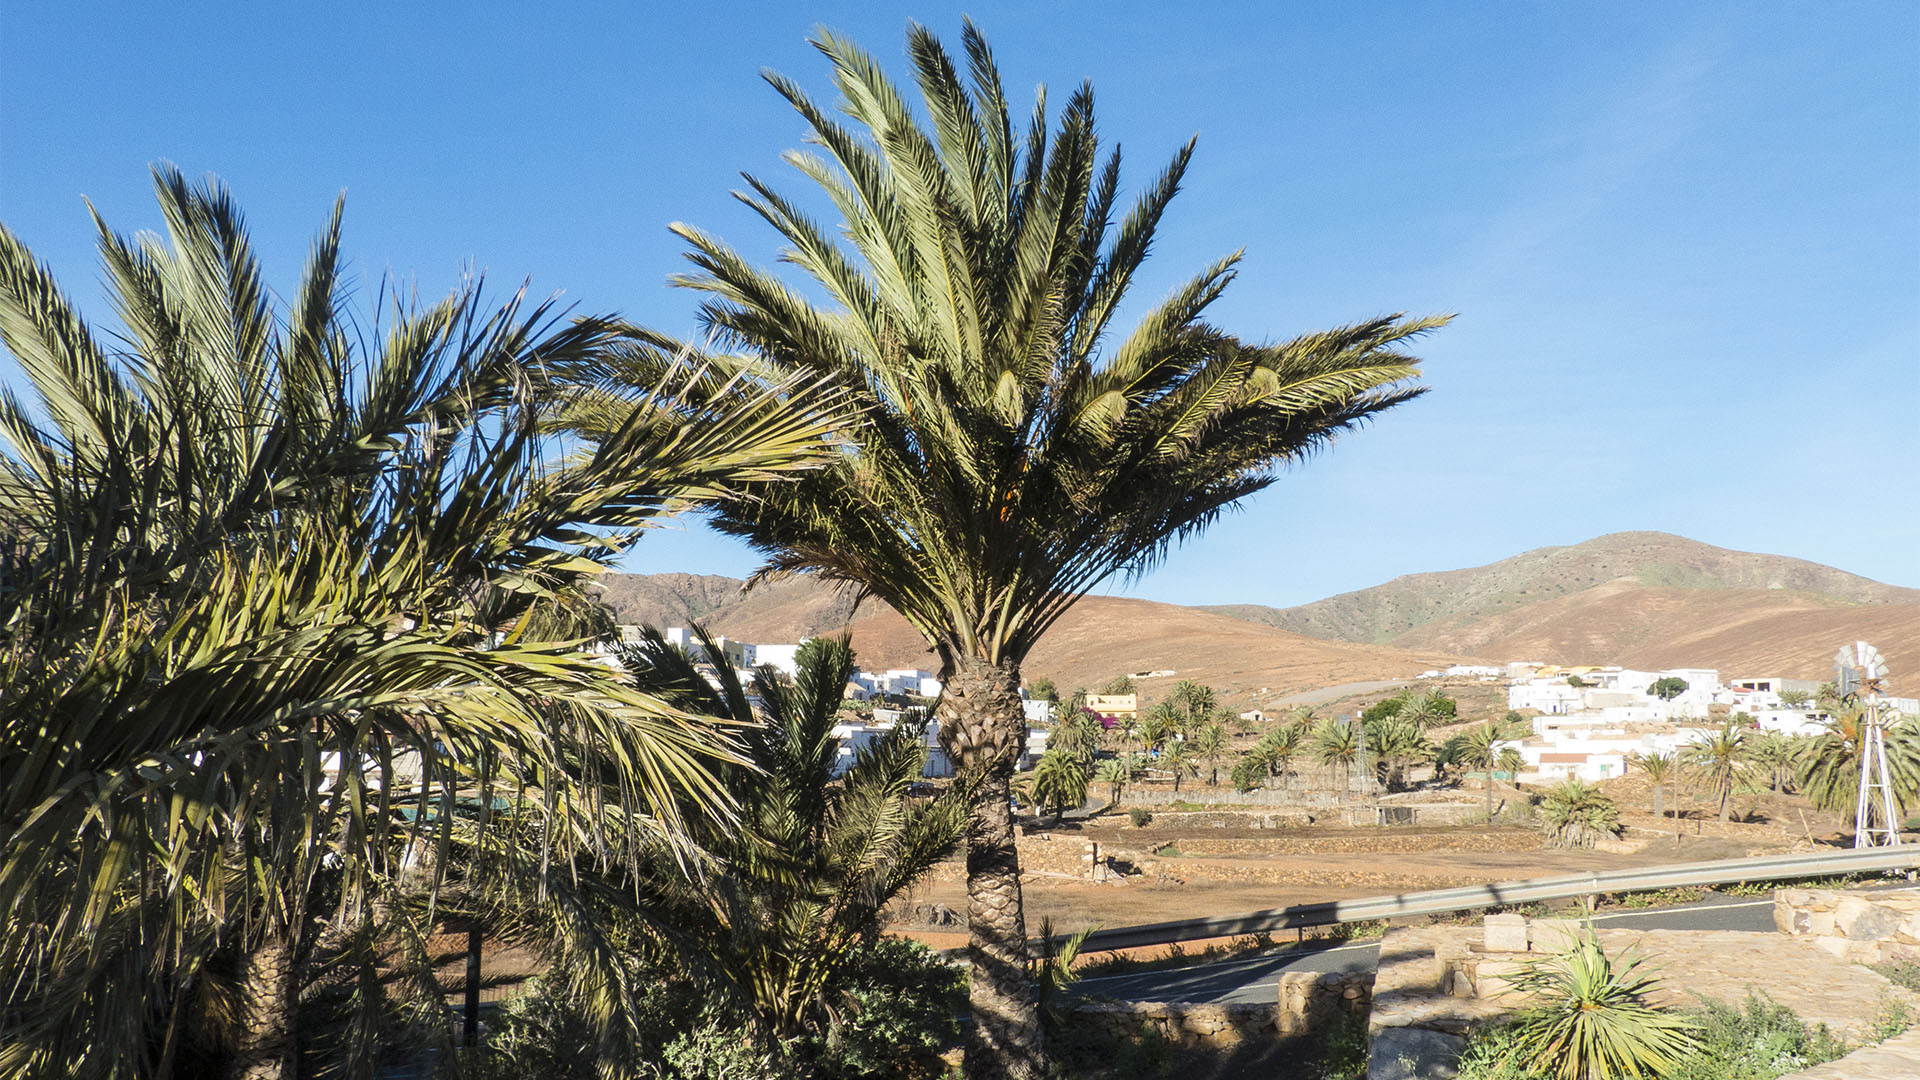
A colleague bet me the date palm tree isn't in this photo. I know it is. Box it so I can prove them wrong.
[1191,721,1229,786]
[1024,749,1091,823]
[582,22,1441,1077]
[1795,708,1920,827]
[1683,724,1752,822]
[1630,750,1677,820]
[613,627,969,1043]
[0,170,844,1080]
[1312,717,1363,793]
[1094,756,1135,806]
[1449,720,1519,822]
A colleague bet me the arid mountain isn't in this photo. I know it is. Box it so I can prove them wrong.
[1203,532,1920,689]
[601,532,1919,697]
[595,574,1463,703]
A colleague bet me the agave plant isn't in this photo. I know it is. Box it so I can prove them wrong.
[1538,778,1623,849]
[1506,930,1699,1079]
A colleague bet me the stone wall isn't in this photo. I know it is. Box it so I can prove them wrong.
[1774,885,1920,966]
[1065,968,1372,1049]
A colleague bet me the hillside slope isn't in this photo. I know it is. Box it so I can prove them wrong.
[1204,532,1918,645]
[595,572,1463,702]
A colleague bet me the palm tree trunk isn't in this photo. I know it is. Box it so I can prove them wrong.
[228,928,299,1080]
[1654,784,1664,820]
[1484,762,1495,821]
[938,655,1044,1080]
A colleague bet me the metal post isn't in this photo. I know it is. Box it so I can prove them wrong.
[464,925,482,1046]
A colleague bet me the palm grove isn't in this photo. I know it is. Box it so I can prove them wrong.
[0,22,1443,1080]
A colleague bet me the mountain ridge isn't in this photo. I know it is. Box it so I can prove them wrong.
[598,532,1919,692]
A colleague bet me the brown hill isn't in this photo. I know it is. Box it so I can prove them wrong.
[1205,532,1920,692]
[1205,532,1918,645]
[595,573,1463,703]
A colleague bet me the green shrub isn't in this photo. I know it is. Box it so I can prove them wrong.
[1129,807,1154,828]
[1499,932,1699,1078]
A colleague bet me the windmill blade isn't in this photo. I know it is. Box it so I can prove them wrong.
[1855,641,1888,680]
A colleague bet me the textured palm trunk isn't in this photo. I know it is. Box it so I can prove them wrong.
[227,930,299,1080]
[939,656,1043,1080]
[1653,784,1665,820]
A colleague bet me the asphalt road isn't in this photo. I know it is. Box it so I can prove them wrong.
[1079,895,1779,1005]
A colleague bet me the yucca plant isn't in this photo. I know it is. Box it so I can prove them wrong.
[1505,931,1699,1079]
[0,169,847,1080]
[1538,778,1623,849]
[572,21,1444,1077]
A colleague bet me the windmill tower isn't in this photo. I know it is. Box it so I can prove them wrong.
[1838,641,1900,849]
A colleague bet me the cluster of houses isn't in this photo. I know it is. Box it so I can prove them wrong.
[1493,662,1919,784]
[632,627,1051,779]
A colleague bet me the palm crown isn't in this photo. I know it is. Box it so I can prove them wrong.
[665,20,1443,670]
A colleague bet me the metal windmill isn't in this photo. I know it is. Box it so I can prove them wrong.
[1837,641,1899,848]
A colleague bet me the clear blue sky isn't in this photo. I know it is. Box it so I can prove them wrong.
[4,2,1916,605]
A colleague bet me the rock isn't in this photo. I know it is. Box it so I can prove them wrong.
[1529,918,1582,953]
[1483,913,1528,952]
[1369,1026,1466,1080]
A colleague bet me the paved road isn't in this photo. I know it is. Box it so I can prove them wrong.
[1270,680,1411,708]
[1080,895,1779,1005]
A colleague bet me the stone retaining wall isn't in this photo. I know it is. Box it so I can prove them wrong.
[1774,885,1920,965]
[1066,968,1373,1049]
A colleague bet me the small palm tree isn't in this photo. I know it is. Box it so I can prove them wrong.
[1094,757,1135,806]
[1682,724,1752,822]
[1538,779,1623,849]
[1748,731,1795,795]
[1191,721,1229,786]
[1368,717,1435,791]
[1631,751,1677,820]
[1138,705,1177,756]
[1160,740,1198,793]
[1263,722,1307,786]
[1506,930,1699,1079]
[1312,717,1362,793]
[1026,750,1091,823]
[1450,721,1518,821]
[618,628,970,1040]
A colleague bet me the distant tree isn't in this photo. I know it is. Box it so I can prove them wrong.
[1683,724,1752,821]
[1230,753,1267,793]
[1258,722,1307,785]
[1140,702,1180,754]
[1160,741,1198,793]
[1537,778,1622,849]
[1630,751,1677,819]
[1749,730,1796,794]
[1311,717,1362,793]
[1025,750,1090,823]
[1362,693,1410,725]
[1420,689,1457,721]
[1778,688,1811,709]
[1648,677,1689,701]
[1566,674,1590,688]
[1368,718,1435,791]
[1094,756,1135,805]
[1451,722,1517,821]
[1100,675,1136,696]
[1191,721,1229,786]
[1048,708,1101,766]
[1027,677,1059,705]
[1816,681,1841,709]
[1504,710,1528,727]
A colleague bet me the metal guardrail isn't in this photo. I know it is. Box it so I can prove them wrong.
[1071,845,1920,954]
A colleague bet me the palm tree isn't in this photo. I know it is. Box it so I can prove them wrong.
[1312,718,1362,793]
[0,171,844,1080]
[1191,721,1229,786]
[1630,751,1677,820]
[599,22,1443,1076]
[1682,724,1752,822]
[1026,749,1091,823]
[617,628,969,1042]
[1138,705,1177,756]
[1160,740,1198,793]
[1261,722,1307,786]
[1047,707,1101,767]
[1749,731,1796,795]
[1094,756,1135,806]
[1450,721,1516,822]
[1368,718,1435,791]
[1794,709,1920,828]
[1537,779,1623,849]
